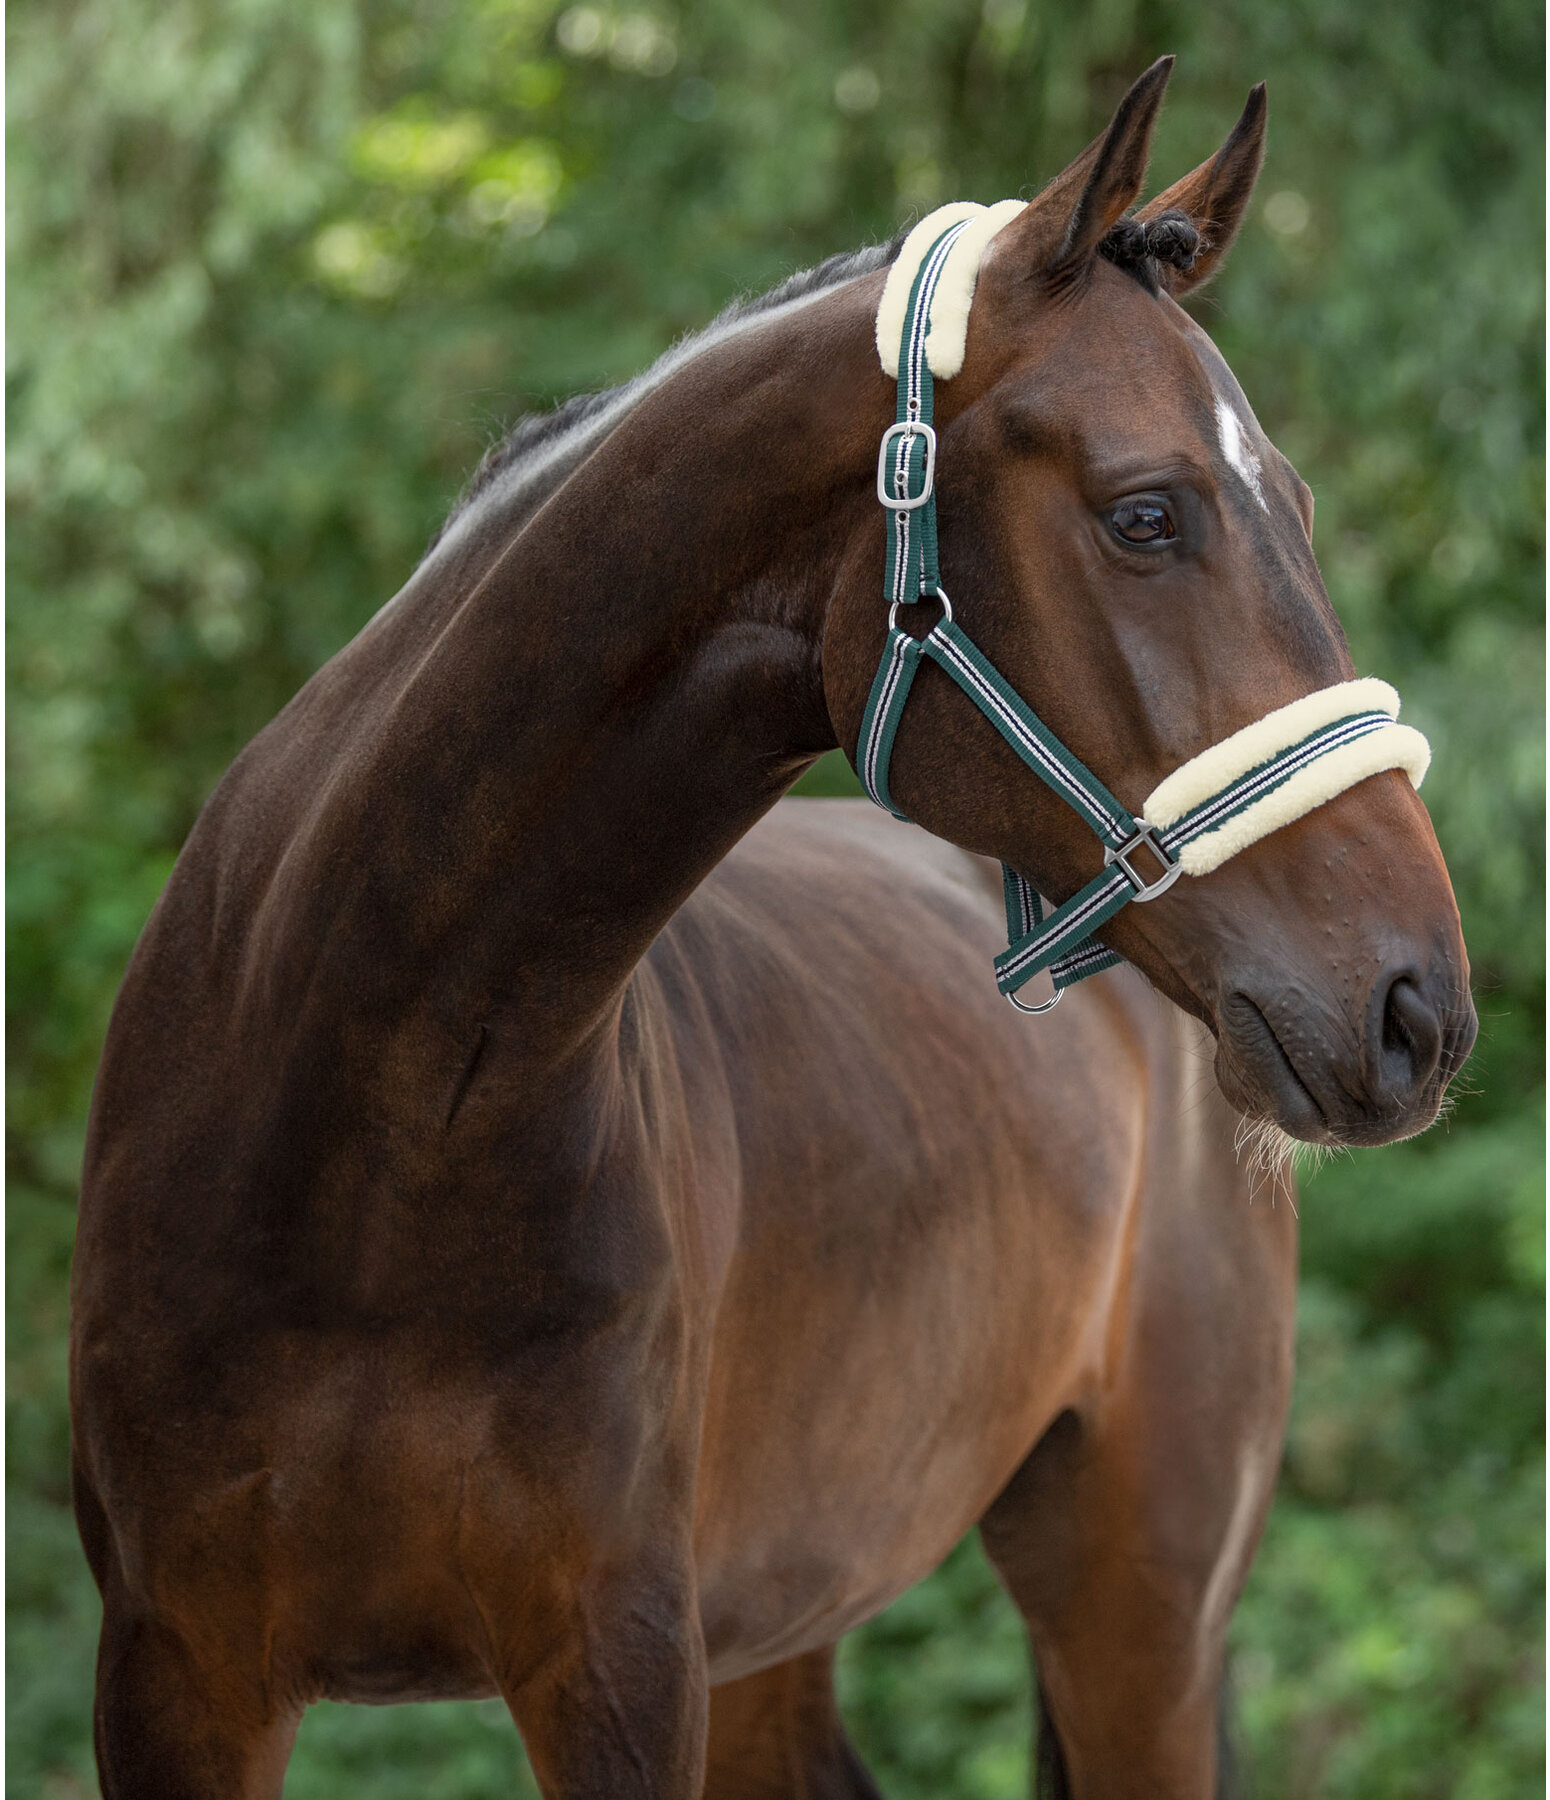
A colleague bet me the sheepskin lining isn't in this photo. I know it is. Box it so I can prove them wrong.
[1143,678,1430,878]
[1145,679,1415,823]
[1169,725,1431,876]
[874,200,1026,379]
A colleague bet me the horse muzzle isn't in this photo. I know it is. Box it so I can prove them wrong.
[1214,948,1478,1147]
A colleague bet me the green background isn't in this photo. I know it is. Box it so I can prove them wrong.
[7,0,1542,1794]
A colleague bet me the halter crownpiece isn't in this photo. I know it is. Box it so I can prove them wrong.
[874,200,1028,378]
[859,203,1431,1012]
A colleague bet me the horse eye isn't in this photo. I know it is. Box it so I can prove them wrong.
[1111,497,1176,546]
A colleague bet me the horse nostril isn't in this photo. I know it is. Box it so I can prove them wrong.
[1373,972,1444,1103]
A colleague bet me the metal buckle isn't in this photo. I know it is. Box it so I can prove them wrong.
[876,421,937,511]
[1103,822,1183,902]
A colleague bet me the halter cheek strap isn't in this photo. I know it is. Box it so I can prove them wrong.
[860,204,1431,1011]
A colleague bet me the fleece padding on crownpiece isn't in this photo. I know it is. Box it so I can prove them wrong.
[875,200,1026,379]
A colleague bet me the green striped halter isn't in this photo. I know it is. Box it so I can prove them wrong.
[859,209,1430,1014]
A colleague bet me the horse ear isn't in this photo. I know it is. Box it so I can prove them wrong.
[1137,84,1268,295]
[1002,57,1175,286]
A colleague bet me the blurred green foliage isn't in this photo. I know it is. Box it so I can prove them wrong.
[7,0,1541,1793]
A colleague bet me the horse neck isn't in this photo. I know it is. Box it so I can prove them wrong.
[345,280,885,1065]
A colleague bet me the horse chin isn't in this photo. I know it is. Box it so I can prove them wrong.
[1231,1115,1333,1185]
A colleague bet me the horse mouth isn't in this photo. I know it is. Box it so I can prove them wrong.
[1216,991,1333,1144]
[1212,976,1475,1149]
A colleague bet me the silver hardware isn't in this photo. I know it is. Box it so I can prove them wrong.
[1007,978,1063,1015]
[1104,821,1184,901]
[876,421,938,511]
[888,587,953,633]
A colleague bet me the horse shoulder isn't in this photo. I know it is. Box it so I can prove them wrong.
[647,801,1207,1672]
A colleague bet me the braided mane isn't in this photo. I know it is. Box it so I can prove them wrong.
[1098,207,1203,294]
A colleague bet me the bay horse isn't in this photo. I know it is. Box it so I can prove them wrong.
[71,60,1475,1799]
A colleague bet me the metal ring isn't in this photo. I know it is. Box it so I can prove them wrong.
[887,588,954,634]
[1007,981,1062,1016]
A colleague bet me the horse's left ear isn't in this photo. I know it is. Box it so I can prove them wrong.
[1137,83,1268,295]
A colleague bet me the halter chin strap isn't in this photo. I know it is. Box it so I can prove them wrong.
[859,205,1431,1012]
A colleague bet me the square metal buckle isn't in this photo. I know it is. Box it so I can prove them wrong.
[1103,822,1184,902]
[875,421,937,511]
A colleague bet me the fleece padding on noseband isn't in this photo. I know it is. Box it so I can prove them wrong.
[875,200,1026,379]
[1144,678,1430,877]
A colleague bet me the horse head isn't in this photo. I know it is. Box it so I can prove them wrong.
[829,59,1476,1148]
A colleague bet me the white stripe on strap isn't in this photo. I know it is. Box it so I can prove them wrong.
[1163,711,1390,843]
[926,628,1128,837]
[862,633,913,803]
[998,871,1130,979]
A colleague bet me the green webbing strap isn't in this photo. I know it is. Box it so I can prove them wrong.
[861,212,1406,1006]
[992,860,1145,995]
[857,627,925,818]
[991,703,1397,995]
[1003,868,1127,995]
[858,618,1136,844]
[858,615,1156,994]
[1155,706,1397,846]
[882,220,971,609]
[1002,863,1041,941]
[926,621,1133,847]
[864,214,1158,1000]
[860,608,1399,995]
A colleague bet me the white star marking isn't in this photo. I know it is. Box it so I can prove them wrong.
[1215,396,1269,512]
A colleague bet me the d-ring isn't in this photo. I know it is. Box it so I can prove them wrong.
[1007,980,1062,1016]
[887,588,954,633]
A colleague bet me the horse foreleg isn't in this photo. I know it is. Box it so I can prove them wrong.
[495,1535,709,1800]
[980,1403,1278,1799]
[703,1646,883,1800]
[92,1591,299,1800]
[979,1191,1295,1800]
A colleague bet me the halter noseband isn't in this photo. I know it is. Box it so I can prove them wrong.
[861,204,1431,1013]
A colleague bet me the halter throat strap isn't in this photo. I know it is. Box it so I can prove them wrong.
[858,207,1430,1009]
